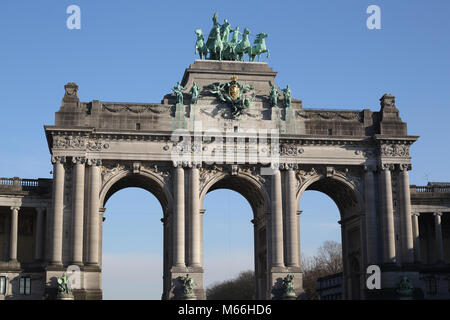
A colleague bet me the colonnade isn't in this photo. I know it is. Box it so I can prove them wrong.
[364,164,415,266]
[411,211,447,264]
[3,206,46,264]
[49,156,102,267]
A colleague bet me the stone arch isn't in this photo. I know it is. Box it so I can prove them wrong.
[200,170,269,215]
[296,173,364,217]
[98,164,174,299]
[99,166,173,216]
[295,170,365,299]
[199,168,270,299]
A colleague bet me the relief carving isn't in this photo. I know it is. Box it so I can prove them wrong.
[87,139,110,151]
[54,136,85,149]
[380,144,409,157]
[296,110,361,121]
[102,104,170,114]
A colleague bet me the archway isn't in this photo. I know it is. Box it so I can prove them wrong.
[200,172,270,299]
[202,189,254,298]
[297,175,364,300]
[299,190,342,300]
[102,187,163,299]
[99,169,173,299]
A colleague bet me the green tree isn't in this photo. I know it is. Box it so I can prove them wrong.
[206,270,254,300]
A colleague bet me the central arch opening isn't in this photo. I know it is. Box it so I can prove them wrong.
[203,189,254,298]
[201,174,268,300]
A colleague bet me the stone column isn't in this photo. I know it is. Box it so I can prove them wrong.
[411,212,421,263]
[86,159,101,266]
[188,166,201,267]
[297,210,302,267]
[9,206,20,262]
[99,208,106,268]
[271,169,284,268]
[71,157,85,265]
[380,164,396,264]
[285,169,299,267]
[399,164,414,264]
[200,209,205,267]
[34,207,45,261]
[433,212,444,263]
[50,156,66,265]
[173,165,185,268]
[364,165,378,265]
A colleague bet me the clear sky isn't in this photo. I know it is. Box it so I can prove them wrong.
[1,1,449,299]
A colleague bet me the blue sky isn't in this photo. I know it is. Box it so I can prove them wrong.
[1,1,450,299]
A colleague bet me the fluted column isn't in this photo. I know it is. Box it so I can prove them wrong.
[99,207,106,268]
[285,169,299,267]
[200,209,205,266]
[364,165,378,265]
[271,169,284,268]
[399,164,414,264]
[9,206,20,262]
[71,157,85,265]
[87,159,101,266]
[173,165,185,268]
[34,207,45,261]
[188,166,201,267]
[433,212,444,263]
[380,164,396,264]
[411,212,421,263]
[50,156,66,265]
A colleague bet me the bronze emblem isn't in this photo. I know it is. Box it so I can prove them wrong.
[228,75,240,100]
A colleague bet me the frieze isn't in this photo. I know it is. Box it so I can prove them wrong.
[87,140,110,151]
[54,136,85,149]
[280,144,304,156]
[296,110,362,121]
[102,104,170,114]
[380,144,409,157]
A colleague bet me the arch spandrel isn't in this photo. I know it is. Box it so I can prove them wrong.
[295,166,365,217]
[199,165,270,215]
[99,161,173,215]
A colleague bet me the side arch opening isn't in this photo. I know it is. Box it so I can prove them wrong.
[298,176,364,300]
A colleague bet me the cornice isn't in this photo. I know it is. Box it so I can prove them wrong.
[374,135,419,145]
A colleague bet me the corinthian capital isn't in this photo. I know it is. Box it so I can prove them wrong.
[399,163,412,171]
[72,156,86,165]
[87,158,102,166]
[51,156,66,164]
[380,163,395,171]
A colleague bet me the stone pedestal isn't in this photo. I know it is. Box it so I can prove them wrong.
[56,293,74,300]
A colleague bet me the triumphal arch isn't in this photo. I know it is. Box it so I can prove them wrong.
[2,13,449,300]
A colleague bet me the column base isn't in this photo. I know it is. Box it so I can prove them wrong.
[46,263,65,271]
[70,261,85,267]
[3,260,21,271]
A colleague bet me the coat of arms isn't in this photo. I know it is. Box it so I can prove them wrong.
[204,75,254,118]
[228,75,240,99]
